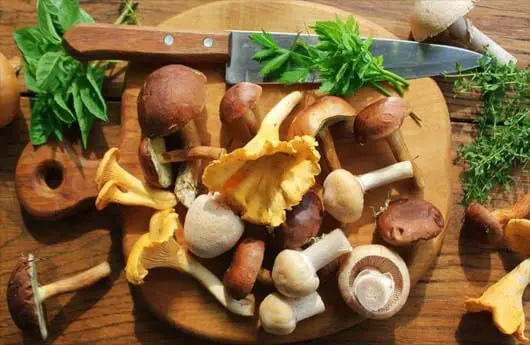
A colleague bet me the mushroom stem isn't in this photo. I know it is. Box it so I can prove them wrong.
[358,161,414,192]
[352,269,395,312]
[448,17,517,65]
[160,146,226,163]
[259,91,303,138]
[38,262,111,302]
[229,115,259,144]
[304,229,352,271]
[175,118,204,207]
[318,127,342,171]
[386,131,425,189]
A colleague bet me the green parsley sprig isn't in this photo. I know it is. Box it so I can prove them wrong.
[249,16,409,97]
[13,0,139,148]
[445,55,530,204]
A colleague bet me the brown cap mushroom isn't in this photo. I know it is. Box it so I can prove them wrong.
[338,244,410,319]
[220,82,262,145]
[465,194,530,246]
[409,0,516,64]
[7,254,111,340]
[323,161,414,224]
[376,198,444,246]
[274,185,324,249]
[354,97,424,190]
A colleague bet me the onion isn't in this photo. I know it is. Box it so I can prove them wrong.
[0,53,20,128]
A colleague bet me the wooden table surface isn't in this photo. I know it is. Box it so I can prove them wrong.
[1,1,529,344]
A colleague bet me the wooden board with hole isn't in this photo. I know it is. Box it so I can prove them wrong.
[13,0,451,343]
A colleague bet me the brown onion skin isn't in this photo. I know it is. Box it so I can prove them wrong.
[0,53,19,128]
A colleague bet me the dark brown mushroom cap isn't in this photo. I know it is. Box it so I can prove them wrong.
[377,198,444,246]
[353,97,410,144]
[137,64,207,137]
[465,202,504,244]
[219,82,262,123]
[6,255,43,339]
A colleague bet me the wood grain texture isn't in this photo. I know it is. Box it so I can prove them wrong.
[0,0,529,344]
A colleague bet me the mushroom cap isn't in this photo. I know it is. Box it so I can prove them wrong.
[275,186,324,249]
[137,64,207,137]
[409,0,479,41]
[259,293,297,335]
[95,147,121,191]
[465,202,504,243]
[220,82,262,123]
[377,198,444,246]
[338,244,410,319]
[7,254,47,340]
[184,193,245,258]
[504,219,530,258]
[272,249,319,298]
[138,137,173,188]
[323,169,364,223]
[353,97,410,144]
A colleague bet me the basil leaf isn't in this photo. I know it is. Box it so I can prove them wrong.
[53,93,76,123]
[36,51,64,90]
[13,28,48,62]
[58,0,81,32]
[23,59,40,93]
[30,97,53,145]
[37,0,61,43]
[72,82,93,148]
[80,69,107,121]
[50,115,64,141]
[77,8,95,24]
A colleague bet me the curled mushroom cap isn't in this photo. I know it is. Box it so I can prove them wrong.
[138,64,207,137]
[504,219,530,258]
[377,198,444,246]
[338,244,410,319]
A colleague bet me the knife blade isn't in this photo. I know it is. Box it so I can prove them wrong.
[64,24,483,83]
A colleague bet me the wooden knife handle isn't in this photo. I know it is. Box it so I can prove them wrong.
[63,24,230,63]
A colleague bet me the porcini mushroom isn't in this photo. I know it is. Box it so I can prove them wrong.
[377,198,444,246]
[203,91,321,227]
[338,244,410,319]
[184,193,245,259]
[323,161,414,224]
[271,228,352,298]
[95,148,176,210]
[220,82,262,145]
[259,291,325,335]
[288,96,356,171]
[125,209,255,316]
[409,0,516,64]
[274,185,324,249]
[465,258,530,341]
[465,193,530,246]
[354,97,424,190]
[223,236,265,299]
[137,64,208,205]
[7,255,111,340]
[138,136,225,189]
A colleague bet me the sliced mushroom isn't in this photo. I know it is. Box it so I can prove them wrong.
[409,0,517,64]
[376,198,444,246]
[323,161,414,224]
[272,229,352,298]
[354,97,424,190]
[7,255,111,340]
[338,244,410,319]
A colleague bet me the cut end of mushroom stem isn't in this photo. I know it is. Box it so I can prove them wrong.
[353,269,395,312]
[160,146,226,164]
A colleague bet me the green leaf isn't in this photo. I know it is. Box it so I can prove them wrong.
[50,115,64,141]
[278,68,310,84]
[36,51,64,90]
[252,48,278,61]
[13,28,48,62]
[77,8,95,24]
[30,97,53,145]
[23,59,40,93]
[249,32,278,49]
[37,0,61,43]
[80,68,107,121]
[53,93,76,123]
[258,52,289,76]
[58,0,81,31]
[72,81,93,148]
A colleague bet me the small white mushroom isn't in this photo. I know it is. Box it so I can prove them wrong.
[184,193,244,258]
[338,244,410,319]
[259,291,325,335]
[271,229,352,298]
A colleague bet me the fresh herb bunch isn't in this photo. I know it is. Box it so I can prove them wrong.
[446,55,530,204]
[250,16,409,97]
[13,0,138,148]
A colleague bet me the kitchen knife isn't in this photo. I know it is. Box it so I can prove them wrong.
[64,24,483,83]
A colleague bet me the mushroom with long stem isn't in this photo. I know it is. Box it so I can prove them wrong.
[338,244,410,319]
[7,255,111,340]
[271,228,352,298]
[354,97,424,190]
[125,209,255,316]
[259,291,325,335]
[323,161,414,224]
[409,0,517,64]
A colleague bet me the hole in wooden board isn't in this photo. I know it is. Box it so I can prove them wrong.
[37,161,64,190]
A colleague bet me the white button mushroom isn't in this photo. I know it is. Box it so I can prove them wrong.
[184,193,244,258]
[271,229,352,298]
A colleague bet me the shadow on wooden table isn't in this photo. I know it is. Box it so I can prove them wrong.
[0,111,29,182]
[455,312,516,345]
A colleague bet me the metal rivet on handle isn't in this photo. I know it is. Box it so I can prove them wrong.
[164,34,174,46]
[203,37,213,48]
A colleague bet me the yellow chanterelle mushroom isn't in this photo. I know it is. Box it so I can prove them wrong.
[465,258,530,342]
[202,91,321,227]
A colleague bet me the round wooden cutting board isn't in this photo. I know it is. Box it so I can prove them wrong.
[118,0,451,344]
